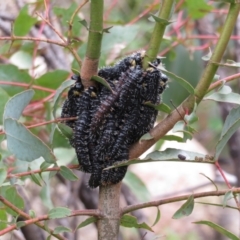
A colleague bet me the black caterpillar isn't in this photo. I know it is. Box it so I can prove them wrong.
[61,51,168,188]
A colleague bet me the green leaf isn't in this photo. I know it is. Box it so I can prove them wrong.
[161,135,184,142]
[104,148,211,169]
[194,221,239,240]
[30,173,43,187]
[124,171,150,202]
[172,195,194,219]
[76,217,97,229]
[215,106,240,159]
[152,208,161,227]
[14,5,38,36]
[91,75,114,93]
[223,191,234,208]
[48,207,71,219]
[3,89,34,121]
[57,123,73,139]
[52,80,75,118]
[103,26,113,33]
[204,92,240,105]
[144,102,171,114]
[5,186,24,216]
[0,88,9,124]
[0,168,7,186]
[53,226,72,234]
[139,132,154,142]
[16,221,26,229]
[149,14,173,25]
[0,64,32,96]
[120,215,153,232]
[40,162,52,171]
[159,67,195,94]
[199,173,218,191]
[79,19,88,29]
[59,166,78,181]
[196,202,238,210]
[53,3,82,36]
[0,209,7,230]
[35,70,69,99]
[4,118,56,163]
[185,0,213,19]
[29,210,36,218]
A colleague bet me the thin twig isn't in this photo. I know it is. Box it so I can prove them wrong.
[0,196,66,240]
[122,188,240,214]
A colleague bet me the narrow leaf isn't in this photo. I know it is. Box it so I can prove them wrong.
[30,173,42,187]
[48,207,71,219]
[205,92,240,105]
[4,118,56,163]
[104,148,211,169]
[91,75,114,93]
[144,102,171,114]
[52,80,75,118]
[215,106,240,159]
[103,26,113,33]
[53,226,72,234]
[139,132,154,142]
[120,215,153,232]
[161,135,184,142]
[200,173,218,191]
[14,5,38,36]
[57,123,73,139]
[29,210,36,218]
[159,67,195,94]
[152,208,161,227]
[79,19,88,29]
[124,171,150,202]
[149,14,173,25]
[223,191,234,208]
[76,217,97,229]
[16,221,26,228]
[3,89,34,121]
[194,221,239,240]
[172,195,194,219]
[59,166,78,181]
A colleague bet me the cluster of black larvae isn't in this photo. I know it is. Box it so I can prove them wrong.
[61,51,168,188]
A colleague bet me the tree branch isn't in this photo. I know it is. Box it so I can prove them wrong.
[122,188,240,215]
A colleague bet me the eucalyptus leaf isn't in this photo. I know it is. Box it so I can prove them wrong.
[215,106,240,159]
[48,207,71,219]
[120,215,153,232]
[159,67,195,93]
[3,89,34,121]
[4,118,56,163]
[223,191,234,208]
[52,80,75,118]
[76,217,97,229]
[172,195,194,219]
[104,148,211,169]
[204,92,240,105]
[194,221,239,240]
